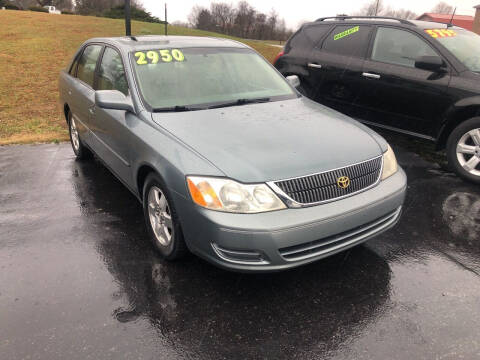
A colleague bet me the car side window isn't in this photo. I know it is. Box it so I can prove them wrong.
[303,24,331,46]
[322,25,371,57]
[371,27,437,68]
[76,45,102,88]
[97,47,129,96]
[69,54,79,76]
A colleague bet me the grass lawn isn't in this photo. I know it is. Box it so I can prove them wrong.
[0,10,282,145]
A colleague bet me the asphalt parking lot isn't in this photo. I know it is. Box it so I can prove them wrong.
[1,139,480,360]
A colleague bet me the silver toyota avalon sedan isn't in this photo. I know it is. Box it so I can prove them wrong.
[59,35,407,272]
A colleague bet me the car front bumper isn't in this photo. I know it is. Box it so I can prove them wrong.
[174,168,407,272]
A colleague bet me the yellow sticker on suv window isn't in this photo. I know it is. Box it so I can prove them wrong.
[425,29,457,38]
[334,26,359,40]
[134,49,185,65]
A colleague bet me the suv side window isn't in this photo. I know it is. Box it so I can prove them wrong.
[303,24,331,46]
[322,25,371,57]
[371,27,437,67]
[97,47,129,96]
[77,44,102,87]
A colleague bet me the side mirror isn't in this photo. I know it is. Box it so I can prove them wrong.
[95,90,135,113]
[415,56,445,72]
[286,75,300,88]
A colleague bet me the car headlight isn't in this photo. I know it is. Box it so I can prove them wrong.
[381,144,398,180]
[186,176,286,213]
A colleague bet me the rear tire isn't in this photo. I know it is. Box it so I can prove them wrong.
[68,111,92,160]
[446,117,480,184]
[142,173,188,260]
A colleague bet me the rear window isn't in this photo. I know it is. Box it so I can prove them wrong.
[322,25,371,58]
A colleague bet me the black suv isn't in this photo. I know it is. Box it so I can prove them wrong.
[274,16,480,183]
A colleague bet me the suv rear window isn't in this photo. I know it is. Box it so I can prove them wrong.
[322,25,371,57]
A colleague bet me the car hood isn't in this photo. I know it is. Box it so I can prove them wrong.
[151,97,385,183]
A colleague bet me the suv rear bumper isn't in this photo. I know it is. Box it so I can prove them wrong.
[174,168,406,272]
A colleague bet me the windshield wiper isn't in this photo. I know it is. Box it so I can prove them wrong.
[208,97,271,109]
[152,105,205,112]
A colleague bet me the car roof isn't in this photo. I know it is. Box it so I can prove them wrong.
[84,35,249,52]
[309,17,463,31]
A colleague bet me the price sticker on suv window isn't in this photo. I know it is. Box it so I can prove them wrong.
[334,26,359,40]
[134,49,185,65]
[425,29,457,38]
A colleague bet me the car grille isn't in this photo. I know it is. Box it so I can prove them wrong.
[278,207,401,261]
[273,156,382,205]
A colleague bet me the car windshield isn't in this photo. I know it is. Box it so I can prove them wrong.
[429,28,480,72]
[131,47,296,110]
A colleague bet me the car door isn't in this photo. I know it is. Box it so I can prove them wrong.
[281,24,331,93]
[359,26,451,137]
[90,46,134,187]
[309,24,373,119]
[68,44,103,145]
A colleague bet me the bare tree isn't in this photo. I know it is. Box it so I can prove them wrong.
[276,18,287,41]
[8,0,35,9]
[355,0,384,16]
[234,1,256,38]
[383,7,417,19]
[267,9,278,40]
[75,0,144,15]
[35,0,73,10]
[210,2,235,34]
[355,0,416,19]
[188,1,293,41]
[188,5,205,27]
[431,1,454,14]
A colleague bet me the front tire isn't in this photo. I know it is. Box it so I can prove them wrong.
[142,173,188,260]
[68,111,92,160]
[447,117,480,184]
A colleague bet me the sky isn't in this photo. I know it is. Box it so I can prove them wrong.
[142,0,480,29]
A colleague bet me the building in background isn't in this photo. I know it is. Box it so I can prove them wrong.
[416,12,474,31]
[473,5,480,34]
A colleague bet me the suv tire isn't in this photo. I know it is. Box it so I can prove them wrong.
[447,117,480,184]
[142,173,188,260]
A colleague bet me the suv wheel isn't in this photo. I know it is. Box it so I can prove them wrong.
[142,173,188,260]
[68,111,92,160]
[447,117,480,184]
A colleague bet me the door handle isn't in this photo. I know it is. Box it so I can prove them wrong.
[362,72,381,79]
[307,63,322,69]
[68,90,72,95]
[88,106,95,115]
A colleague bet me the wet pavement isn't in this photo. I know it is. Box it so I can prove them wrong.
[1,140,480,360]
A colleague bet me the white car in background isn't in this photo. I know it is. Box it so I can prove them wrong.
[43,6,61,14]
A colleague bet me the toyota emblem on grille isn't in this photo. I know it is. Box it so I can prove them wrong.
[337,176,350,189]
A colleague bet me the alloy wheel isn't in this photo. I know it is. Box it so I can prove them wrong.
[456,128,480,177]
[147,186,174,246]
[70,117,80,151]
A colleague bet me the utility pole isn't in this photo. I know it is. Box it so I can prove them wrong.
[374,0,380,16]
[125,0,131,36]
[165,3,168,36]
